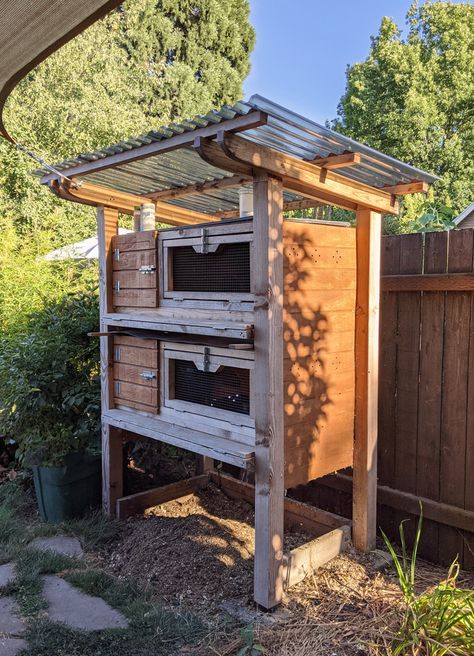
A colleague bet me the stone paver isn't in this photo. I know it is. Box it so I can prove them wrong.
[42,575,128,631]
[0,597,25,635]
[0,563,16,589]
[29,536,83,559]
[0,638,27,656]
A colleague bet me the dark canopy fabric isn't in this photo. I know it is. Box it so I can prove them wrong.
[0,0,121,140]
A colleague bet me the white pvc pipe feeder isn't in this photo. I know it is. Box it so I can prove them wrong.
[239,186,254,217]
[134,203,156,231]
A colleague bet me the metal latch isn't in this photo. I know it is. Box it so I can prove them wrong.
[140,371,157,381]
[138,265,156,275]
[195,347,220,373]
[202,346,210,373]
[192,228,219,254]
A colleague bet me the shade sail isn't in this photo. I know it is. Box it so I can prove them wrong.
[0,0,121,140]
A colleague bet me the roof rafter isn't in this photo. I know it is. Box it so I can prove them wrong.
[143,174,250,201]
[309,152,361,169]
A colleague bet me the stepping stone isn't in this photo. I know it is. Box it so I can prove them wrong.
[42,575,128,631]
[29,536,83,559]
[0,638,27,656]
[0,597,25,635]
[0,563,16,589]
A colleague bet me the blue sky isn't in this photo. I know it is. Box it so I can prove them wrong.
[244,0,413,125]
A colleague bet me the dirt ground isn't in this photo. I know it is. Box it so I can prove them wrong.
[99,480,474,655]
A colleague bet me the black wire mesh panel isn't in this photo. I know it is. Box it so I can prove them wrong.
[173,360,250,415]
[171,243,250,293]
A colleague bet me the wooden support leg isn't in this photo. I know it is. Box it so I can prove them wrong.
[353,209,382,551]
[97,205,119,515]
[253,174,285,609]
[102,424,123,516]
[196,455,214,474]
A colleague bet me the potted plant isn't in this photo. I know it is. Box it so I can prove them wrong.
[0,287,102,522]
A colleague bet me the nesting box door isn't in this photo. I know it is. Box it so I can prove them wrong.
[113,335,159,413]
[159,219,254,310]
[161,342,254,429]
[112,231,158,309]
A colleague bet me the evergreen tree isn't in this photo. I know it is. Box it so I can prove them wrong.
[333,1,474,232]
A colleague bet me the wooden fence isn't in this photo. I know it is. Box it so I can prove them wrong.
[291,228,474,569]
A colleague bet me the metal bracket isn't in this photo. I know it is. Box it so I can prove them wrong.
[113,280,120,293]
[114,248,120,261]
[192,228,219,254]
[138,264,156,275]
[114,381,121,395]
[114,347,121,361]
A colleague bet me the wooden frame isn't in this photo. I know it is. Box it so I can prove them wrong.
[353,209,382,551]
[97,206,123,516]
[115,471,350,589]
[158,220,254,311]
[59,102,433,609]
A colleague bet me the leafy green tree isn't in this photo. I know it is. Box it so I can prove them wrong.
[0,0,254,330]
[0,0,254,242]
[333,1,474,232]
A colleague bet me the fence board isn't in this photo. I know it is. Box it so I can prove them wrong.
[394,233,423,545]
[416,231,447,561]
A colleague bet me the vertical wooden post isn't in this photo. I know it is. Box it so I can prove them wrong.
[97,205,122,516]
[253,174,285,609]
[353,209,382,551]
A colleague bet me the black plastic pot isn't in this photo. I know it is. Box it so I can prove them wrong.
[32,452,101,523]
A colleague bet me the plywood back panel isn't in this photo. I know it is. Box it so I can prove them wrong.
[282,222,356,488]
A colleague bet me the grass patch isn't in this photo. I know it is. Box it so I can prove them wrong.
[0,478,209,655]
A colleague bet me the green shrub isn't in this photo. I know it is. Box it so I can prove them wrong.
[0,287,100,466]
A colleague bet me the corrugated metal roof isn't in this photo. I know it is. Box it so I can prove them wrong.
[35,95,439,213]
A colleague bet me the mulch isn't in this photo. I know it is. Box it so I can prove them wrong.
[98,479,474,655]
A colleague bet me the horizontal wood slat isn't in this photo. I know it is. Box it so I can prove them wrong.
[383,273,474,292]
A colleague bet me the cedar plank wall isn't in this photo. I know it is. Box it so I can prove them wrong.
[283,222,356,489]
[290,229,474,570]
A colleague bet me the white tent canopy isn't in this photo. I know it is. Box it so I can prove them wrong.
[43,228,132,261]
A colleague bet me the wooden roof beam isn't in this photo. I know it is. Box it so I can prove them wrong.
[143,174,250,201]
[50,179,216,226]
[193,137,359,212]
[309,151,361,169]
[39,110,268,184]
[382,181,429,195]
[193,133,399,215]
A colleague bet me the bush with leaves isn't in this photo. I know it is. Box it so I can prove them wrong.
[0,286,101,467]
